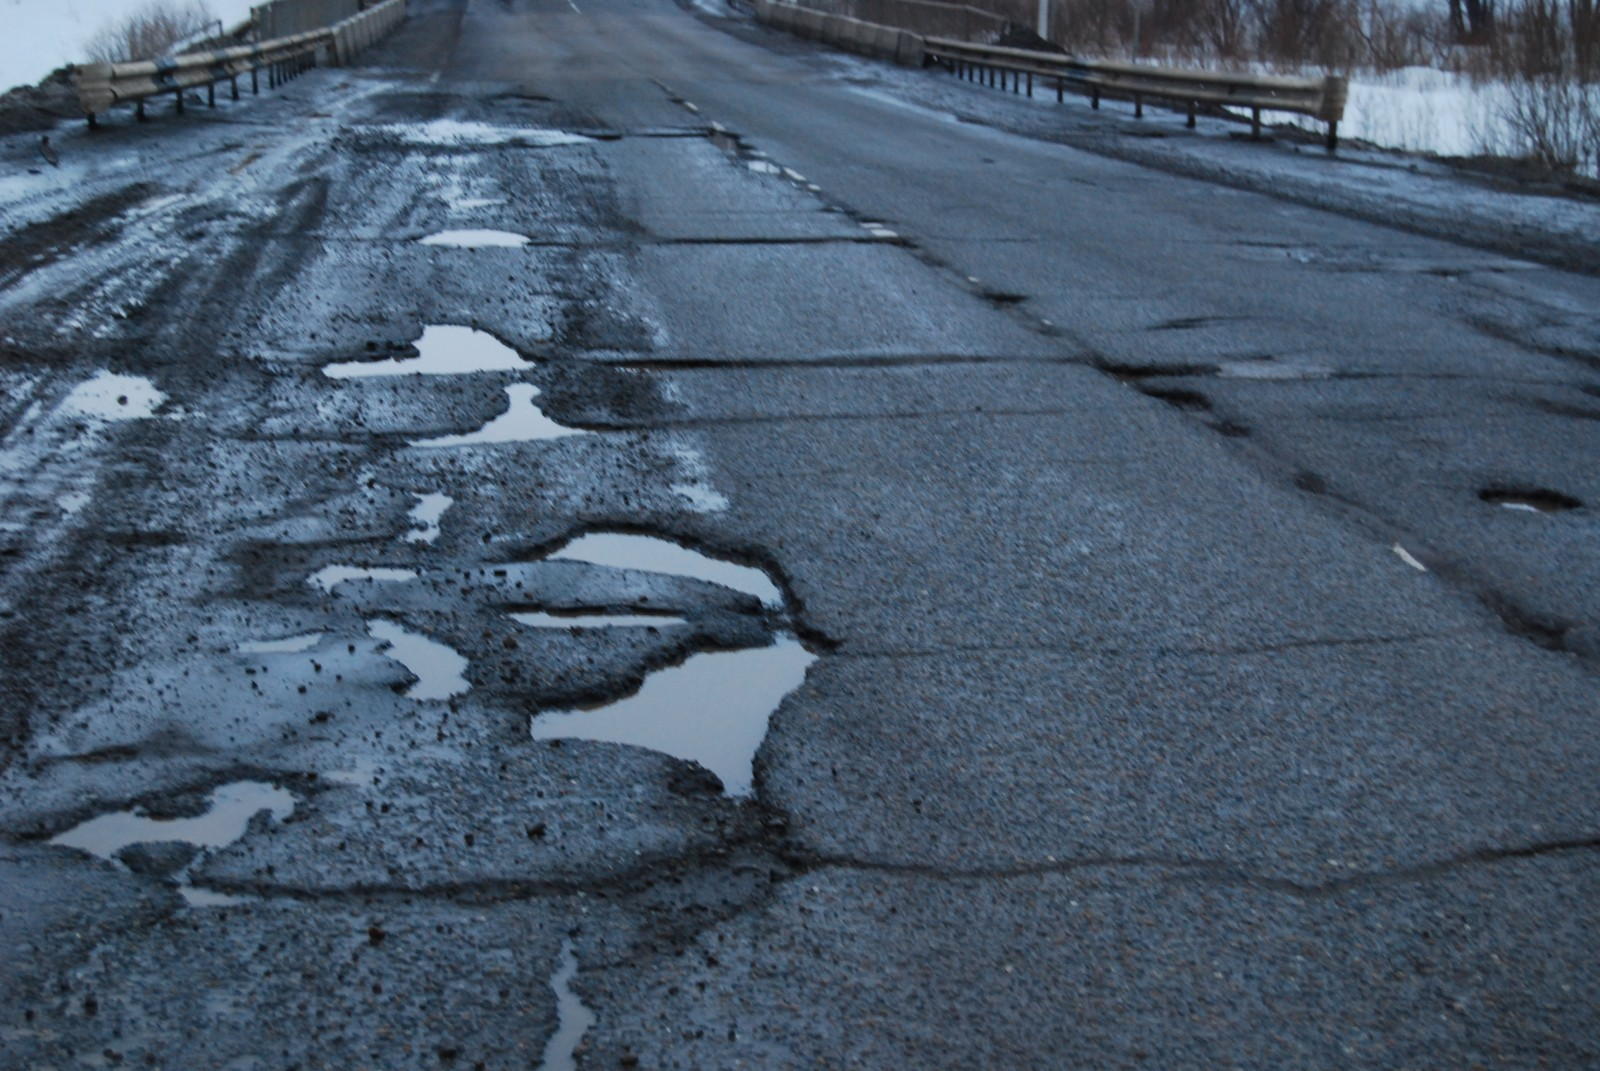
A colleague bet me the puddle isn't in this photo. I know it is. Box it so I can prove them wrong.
[59,372,166,421]
[51,781,295,859]
[308,566,418,594]
[380,120,594,148]
[418,229,532,248]
[1480,488,1582,514]
[368,619,470,700]
[238,631,326,654]
[529,636,815,796]
[411,384,583,447]
[406,492,453,544]
[511,611,687,629]
[549,533,780,606]
[52,781,293,905]
[322,325,530,378]
[537,940,595,1071]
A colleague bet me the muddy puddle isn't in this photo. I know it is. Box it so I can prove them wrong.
[59,372,166,420]
[411,383,582,447]
[419,229,532,248]
[323,325,530,378]
[308,565,418,593]
[368,619,470,700]
[538,940,595,1071]
[406,493,453,543]
[549,533,780,606]
[50,781,295,906]
[529,636,815,797]
[511,611,687,629]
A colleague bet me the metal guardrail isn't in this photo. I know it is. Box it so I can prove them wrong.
[76,0,406,128]
[754,0,928,65]
[923,37,1349,150]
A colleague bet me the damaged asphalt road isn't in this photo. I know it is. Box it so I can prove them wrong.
[3,0,1600,1066]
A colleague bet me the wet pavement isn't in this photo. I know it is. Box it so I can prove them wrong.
[1,0,1599,1066]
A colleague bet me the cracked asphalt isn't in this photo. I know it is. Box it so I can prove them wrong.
[3,0,1600,1066]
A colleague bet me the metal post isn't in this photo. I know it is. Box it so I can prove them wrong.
[175,88,185,115]
[1187,101,1196,128]
[1056,76,1063,102]
[1134,93,1142,118]
[137,99,148,121]
[251,68,259,94]
[1325,120,1338,153]
[1026,71,1033,98]
[231,75,239,100]
[1251,106,1261,139]
[87,112,98,130]
[208,83,215,107]
[1091,88,1100,109]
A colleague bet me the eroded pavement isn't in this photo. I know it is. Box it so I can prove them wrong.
[2,0,1599,1066]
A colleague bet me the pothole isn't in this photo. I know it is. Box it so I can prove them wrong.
[537,940,595,1071]
[238,631,326,654]
[59,372,167,421]
[406,493,453,544]
[418,229,532,248]
[548,532,781,606]
[368,619,471,700]
[410,384,584,447]
[323,325,531,378]
[49,781,295,906]
[511,611,688,629]
[376,120,593,148]
[308,565,419,594]
[1479,487,1583,513]
[529,635,816,797]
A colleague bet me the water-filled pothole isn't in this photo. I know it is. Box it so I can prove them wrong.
[537,940,595,1071]
[59,372,166,421]
[410,384,583,447]
[1479,487,1583,513]
[238,631,326,654]
[50,781,294,906]
[548,533,781,606]
[368,619,470,700]
[406,493,453,544]
[418,229,532,248]
[308,565,419,594]
[323,325,530,378]
[511,610,688,630]
[529,636,815,797]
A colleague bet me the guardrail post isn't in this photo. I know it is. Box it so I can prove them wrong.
[208,83,216,107]
[1055,76,1063,102]
[137,99,148,121]
[174,88,185,115]
[1134,93,1142,118]
[1026,71,1032,97]
[1325,119,1338,153]
[1250,106,1261,139]
[231,76,239,100]
[1091,87,1099,109]
[87,112,98,130]
[251,68,259,94]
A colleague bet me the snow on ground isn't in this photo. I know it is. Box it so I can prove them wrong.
[0,0,258,91]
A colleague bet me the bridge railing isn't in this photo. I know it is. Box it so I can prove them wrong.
[923,37,1347,149]
[76,0,406,128]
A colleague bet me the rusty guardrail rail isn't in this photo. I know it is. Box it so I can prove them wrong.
[76,0,406,128]
[922,36,1348,150]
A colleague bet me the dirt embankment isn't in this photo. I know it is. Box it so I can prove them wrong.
[0,68,80,135]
